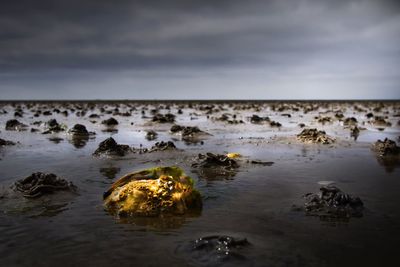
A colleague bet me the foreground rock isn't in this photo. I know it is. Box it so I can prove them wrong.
[5,119,27,131]
[298,185,364,220]
[13,172,77,198]
[93,137,130,156]
[297,128,335,144]
[68,124,95,136]
[372,138,399,156]
[103,166,202,217]
[0,138,16,146]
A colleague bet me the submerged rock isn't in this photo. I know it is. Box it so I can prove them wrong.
[300,185,364,219]
[152,113,176,123]
[372,138,399,157]
[93,137,130,156]
[297,128,335,144]
[103,166,202,217]
[0,138,16,146]
[189,235,251,263]
[5,119,27,131]
[13,172,77,198]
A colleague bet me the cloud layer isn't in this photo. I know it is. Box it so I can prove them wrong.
[1,0,399,99]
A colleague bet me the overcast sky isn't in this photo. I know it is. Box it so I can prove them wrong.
[0,0,399,100]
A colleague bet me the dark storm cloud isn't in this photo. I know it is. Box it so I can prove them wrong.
[0,0,399,99]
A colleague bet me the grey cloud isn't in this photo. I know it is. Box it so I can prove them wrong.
[0,0,399,99]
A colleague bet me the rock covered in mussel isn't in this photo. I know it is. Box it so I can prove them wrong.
[152,113,176,123]
[0,138,16,146]
[145,130,158,140]
[372,138,399,156]
[103,166,202,217]
[170,124,209,140]
[296,128,335,144]
[101,117,119,126]
[300,185,364,219]
[68,124,95,136]
[192,153,239,169]
[93,137,130,156]
[42,119,66,134]
[13,172,77,198]
[5,119,27,131]
[149,141,176,152]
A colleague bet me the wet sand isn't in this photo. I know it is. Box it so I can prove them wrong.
[0,100,399,267]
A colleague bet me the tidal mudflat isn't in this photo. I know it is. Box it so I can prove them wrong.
[0,100,399,267]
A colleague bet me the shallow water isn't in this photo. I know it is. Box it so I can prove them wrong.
[0,101,399,267]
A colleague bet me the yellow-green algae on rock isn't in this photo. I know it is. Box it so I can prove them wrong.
[103,166,202,217]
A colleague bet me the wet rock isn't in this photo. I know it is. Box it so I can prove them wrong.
[248,160,274,166]
[269,120,282,127]
[13,172,77,198]
[300,185,364,219]
[68,124,95,136]
[14,111,23,117]
[365,112,374,119]
[103,166,202,217]
[350,126,360,139]
[316,116,332,124]
[93,137,130,156]
[152,113,176,123]
[149,141,176,152]
[371,116,391,127]
[343,117,358,126]
[42,119,66,134]
[101,117,119,126]
[372,138,399,157]
[89,114,100,118]
[250,114,269,124]
[0,138,16,146]
[170,125,208,140]
[145,130,158,141]
[192,153,239,169]
[297,128,335,144]
[5,119,28,131]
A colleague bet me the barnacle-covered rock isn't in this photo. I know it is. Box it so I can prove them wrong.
[152,113,176,123]
[297,128,335,144]
[300,185,364,220]
[93,137,130,156]
[103,166,202,217]
[13,172,77,198]
[5,119,28,131]
[372,138,399,157]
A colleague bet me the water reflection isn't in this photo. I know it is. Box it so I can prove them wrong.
[375,154,400,173]
[69,135,90,148]
[114,211,201,229]
[99,166,121,179]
